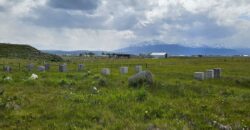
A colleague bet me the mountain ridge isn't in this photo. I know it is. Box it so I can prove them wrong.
[115,41,250,56]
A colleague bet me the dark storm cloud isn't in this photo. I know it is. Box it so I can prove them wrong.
[47,0,100,11]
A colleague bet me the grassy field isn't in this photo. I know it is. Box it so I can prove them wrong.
[0,57,250,129]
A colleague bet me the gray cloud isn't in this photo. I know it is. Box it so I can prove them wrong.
[0,6,6,12]
[23,7,107,29]
[47,0,100,12]
[0,0,250,50]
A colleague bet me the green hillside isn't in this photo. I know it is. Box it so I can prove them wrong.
[0,43,62,61]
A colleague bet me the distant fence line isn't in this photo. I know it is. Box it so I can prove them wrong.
[2,59,234,73]
[0,62,155,72]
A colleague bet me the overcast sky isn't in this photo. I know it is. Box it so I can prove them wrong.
[0,0,250,50]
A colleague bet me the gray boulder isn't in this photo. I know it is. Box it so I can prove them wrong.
[128,71,153,87]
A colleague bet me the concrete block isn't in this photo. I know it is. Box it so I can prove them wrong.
[205,69,214,79]
[120,67,128,74]
[135,65,142,73]
[101,68,110,75]
[3,66,12,72]
[45,64,50,71]
[59,64,67,72]
[78,64,84,71]
[38,66,45,72]
[27,64,34,71]
[194,72,205,80]
[213,68,222,79]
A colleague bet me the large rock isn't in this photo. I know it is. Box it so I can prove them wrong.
[128,71,153,87]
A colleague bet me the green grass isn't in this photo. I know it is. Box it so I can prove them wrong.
[0,43,63,61]
[0,57,250,129]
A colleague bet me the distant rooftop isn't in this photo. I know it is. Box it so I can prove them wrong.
[151,52,167,55]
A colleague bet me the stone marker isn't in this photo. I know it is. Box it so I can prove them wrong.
[135,65,142,73]
[101,68,110,75]
[213,68,222,79]
[128,71,153,87]
[59,64,67,72]
[3,66,12,72]
[120,67,128,74]
[78,64,84,71]
[45,64,50,71]
[205,69,214,79]
[194,72,205,80]
[27,64,34,71]
[38,66,46,72]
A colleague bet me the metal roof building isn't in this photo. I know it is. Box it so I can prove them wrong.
[150,52,168,58]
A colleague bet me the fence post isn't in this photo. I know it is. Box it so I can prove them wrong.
[19,63,21,71]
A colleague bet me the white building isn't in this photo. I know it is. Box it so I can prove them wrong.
[150,52,168,58]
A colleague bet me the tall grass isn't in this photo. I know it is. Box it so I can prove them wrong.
[0,57,249,129]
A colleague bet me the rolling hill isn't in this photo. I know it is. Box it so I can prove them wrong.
[0,43,63,61]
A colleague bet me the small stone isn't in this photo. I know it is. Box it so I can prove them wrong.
[5,102,21,110]
[219,124,232,130]
[101,68,110,75]
[4,76,12,81]
[29,73,38,80]
[147,124,160,130]
[78,64,84,71]
[91,86,99,94]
